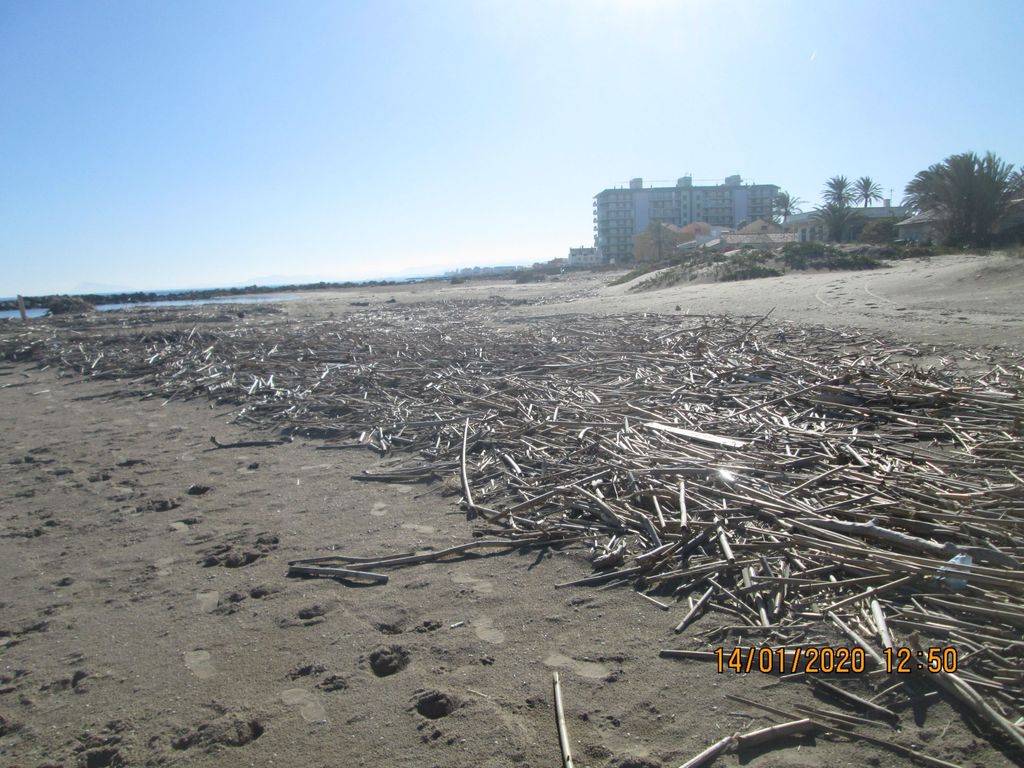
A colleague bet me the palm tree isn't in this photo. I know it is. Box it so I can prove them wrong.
[903,151,1022,247]
[813,202,862,242]
[773,191,804,223]
[823,175,854,207]
[854,176,883,208]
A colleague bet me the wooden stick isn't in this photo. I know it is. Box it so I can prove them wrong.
[870,599,895,649]
[674,586,715,633]
[726,693,801,721]
[637,591,670,610]
[726,305,775,347]
[742,565,770,626]
[820,575,915,613]
[806,677,898,723]
[807,718,968,768]
[826,611,886,668]
[460,418,476,516]
[644,421,747,449]
[286,564,389,583]
[792,703,887,730]
[651,492,666,528]
[552,672,574,768]
[930,671,1024,752]
[291,537,577,570]
[659,649,718,661]
[716,520,736,565]
[735,718,815,749]
[675,733,736,768]
[210,435,289,448]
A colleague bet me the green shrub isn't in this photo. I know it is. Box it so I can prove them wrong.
[858,218,898,243]
[779,242,880,270]
[715,250,782,281]
[827,253,881,270]
[892,243,938,259]
[608,264,658,286]
[514,271,546,284]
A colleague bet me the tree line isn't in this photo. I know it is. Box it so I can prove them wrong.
[773,151,1022,246]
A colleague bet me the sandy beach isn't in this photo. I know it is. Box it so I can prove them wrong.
[2,253,1023,768]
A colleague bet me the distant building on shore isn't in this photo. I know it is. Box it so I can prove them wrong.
[786,201,908,242]
[714,218,797,249]
[594,175,780,263]
[567,246,601,268]
[893,210,943,243]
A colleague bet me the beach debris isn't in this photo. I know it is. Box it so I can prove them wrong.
[677,732,736,768]
[209,435,291,449]
[552,672,575,768]
[6,299,1024,757]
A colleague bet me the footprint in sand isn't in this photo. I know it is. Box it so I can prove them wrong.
[473,616,505,644]
[401,523,434,534]
[184,650,216,679]
[281,688,328,723]
[543,653,609,679]
[196,591,219,613]
[451,571,494,595]
[370,501,388,517]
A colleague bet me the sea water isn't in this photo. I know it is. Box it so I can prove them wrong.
[0,294,297,320]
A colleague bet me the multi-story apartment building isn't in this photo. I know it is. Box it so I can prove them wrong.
[594,175,780,263]
[567,246,601,267]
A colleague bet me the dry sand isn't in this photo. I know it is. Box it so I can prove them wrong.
[311,250,1022,349]
[1,252,1022,768]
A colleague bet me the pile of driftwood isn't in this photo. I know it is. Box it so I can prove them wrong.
[7,300,1024,760]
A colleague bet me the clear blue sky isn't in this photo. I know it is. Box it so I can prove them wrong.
[2,0,1022,294]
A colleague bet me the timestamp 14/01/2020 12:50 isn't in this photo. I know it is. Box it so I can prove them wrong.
[714,646,959,674]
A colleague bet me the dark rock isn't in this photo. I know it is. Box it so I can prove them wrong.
[48,296,95,315]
